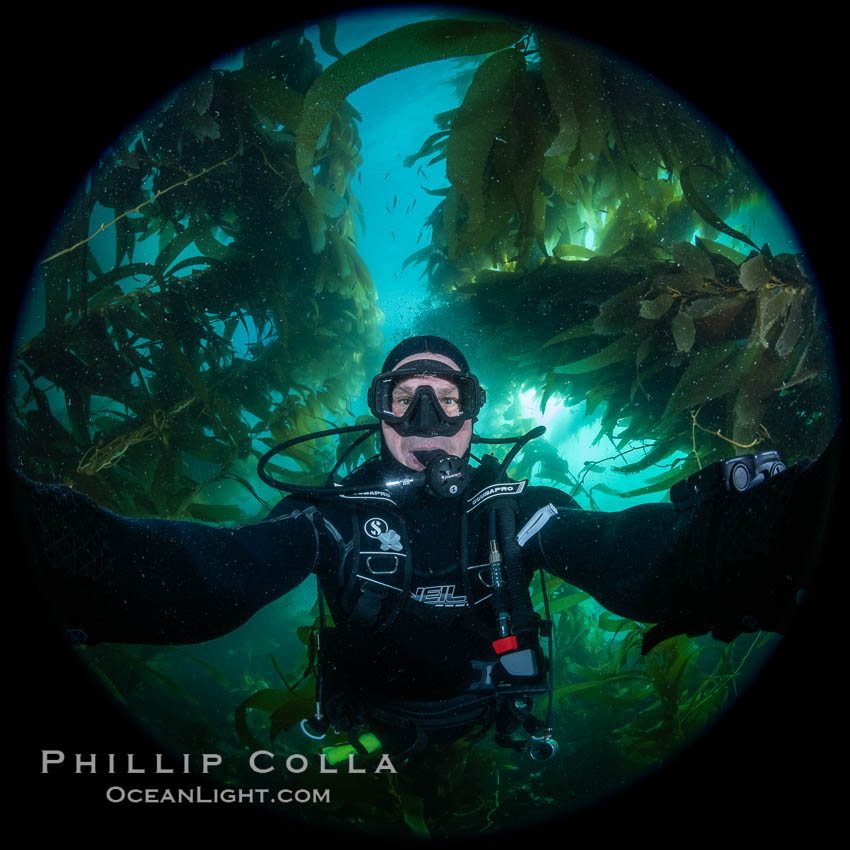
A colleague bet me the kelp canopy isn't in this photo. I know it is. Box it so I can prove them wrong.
[8,16,837,512]
[8,16,534,520]
[404,26,838,492]
[10,27,387,519]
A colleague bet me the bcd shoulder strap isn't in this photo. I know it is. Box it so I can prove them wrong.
[341,502,413,632]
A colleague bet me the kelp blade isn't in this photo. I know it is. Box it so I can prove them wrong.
[296,18,526,188]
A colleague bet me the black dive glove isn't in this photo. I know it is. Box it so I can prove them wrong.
[9,467,115,593]
[642,425,841,654]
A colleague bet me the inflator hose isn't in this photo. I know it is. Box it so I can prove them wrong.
[496,502,538,637]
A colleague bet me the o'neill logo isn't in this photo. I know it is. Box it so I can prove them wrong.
[412,584,468,607]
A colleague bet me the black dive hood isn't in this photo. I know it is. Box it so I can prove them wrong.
[256,422,545,504]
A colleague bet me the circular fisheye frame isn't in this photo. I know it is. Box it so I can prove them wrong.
[9,6,841,842]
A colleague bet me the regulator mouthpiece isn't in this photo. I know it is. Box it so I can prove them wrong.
[412,450,470,498]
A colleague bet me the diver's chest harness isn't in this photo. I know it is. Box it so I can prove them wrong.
[256,422,559,760]
[336,470,531,634]
[320,467,556,760]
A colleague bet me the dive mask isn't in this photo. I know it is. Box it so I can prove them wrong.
[367,358,486,438]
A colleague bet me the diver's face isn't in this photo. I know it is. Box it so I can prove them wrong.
[381,353,473,471]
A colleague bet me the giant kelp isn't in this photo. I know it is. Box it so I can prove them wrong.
[10,27,385,519]
[405,26,838,485]
[406,29,760,278]
[461,240,833,497]
[295,18,527,192]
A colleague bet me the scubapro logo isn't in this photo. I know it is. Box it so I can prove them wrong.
[364,518,389,539]
[364,517,403,552]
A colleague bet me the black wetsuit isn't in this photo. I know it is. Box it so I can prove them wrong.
[10,437,839,751]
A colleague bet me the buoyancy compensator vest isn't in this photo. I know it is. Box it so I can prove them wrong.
[257,422,558,759]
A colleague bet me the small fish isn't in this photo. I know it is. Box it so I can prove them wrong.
[416,230,422,244]
[392,195,397,211]
[358,172,362,184]
[382,171,390,182]
[391,231,395,241]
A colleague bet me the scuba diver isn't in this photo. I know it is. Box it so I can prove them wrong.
[10,335,841,762]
